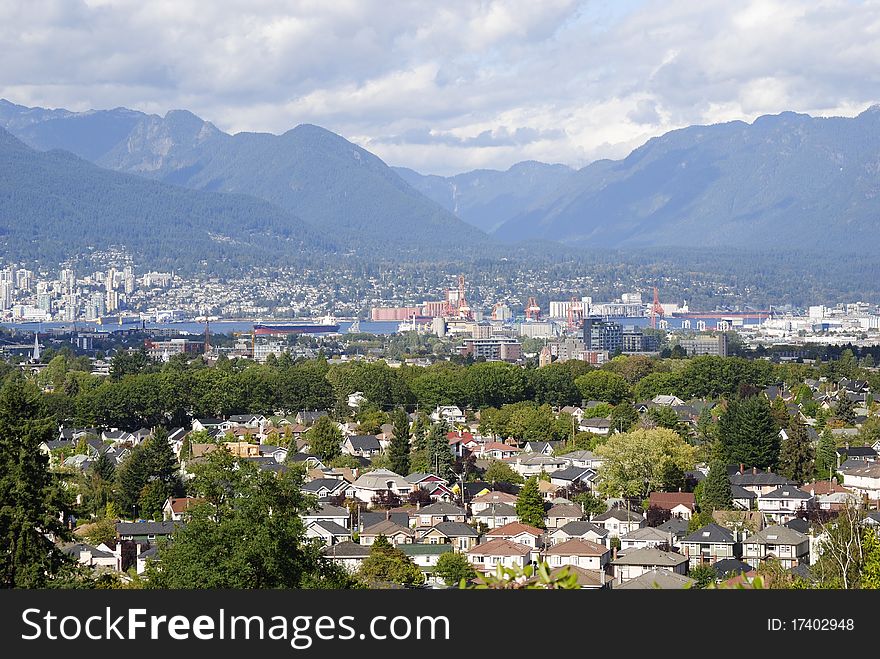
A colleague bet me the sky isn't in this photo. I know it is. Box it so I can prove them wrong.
[2,0,880,175]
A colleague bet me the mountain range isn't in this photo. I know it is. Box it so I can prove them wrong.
[3,99,880,259]
[0,126,331,272]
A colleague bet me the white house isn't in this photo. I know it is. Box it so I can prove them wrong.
[544,538,610,571]
[472,503,519,529]
[840,462,880,499]
[508,454,569,478]
[321,541,370,573]
[756,487,815,524]
[619,526,674,552]
[611,547,689,585]
[548,520,609,547]
[351,468,413,504]
[466,538,533,573]
[486,521,544,549]
[431,406,466,425]
[592,508,646,538]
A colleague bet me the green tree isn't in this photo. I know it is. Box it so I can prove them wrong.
[388,408,411,476]
[611,403,639,434]
[84,516,118,546]
[435,551,477,586]
[812,502,875,589]
[358,535,424,587]
[770,395,790,429]
[306,416,343,462]
[689,563,718,589]
[701,456,733,511]
[516,477,546,529]
[426,421,453,478]
[574,370,631,404]
[834,394,856,426]
[815,428,838,480]
[595,428,698,499]
[0,375,75,587]
[778,420,815,484]
[145,449,356,589]
[717,396,781,470]
[484,460,524,485]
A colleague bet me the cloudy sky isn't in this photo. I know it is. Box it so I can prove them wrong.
[2,0,880,175]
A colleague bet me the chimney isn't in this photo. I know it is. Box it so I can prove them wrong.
[739,463,744,475]
[386,508,390,520]
[752,466,757,475]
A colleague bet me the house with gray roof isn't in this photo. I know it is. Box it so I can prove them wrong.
[399,544,455,584]
[359,519,416,546]
[548,520,609,547]
[730,468,796,496]
[116,521,181,543]
[321,541,370,573]
[301,478,352,499]
[351,468,413,503]
[549,466,597,490]
[680,523,738,567]
[592,507,645,538]
[473,503,518,529]
[615,568,695,590]
[656,518,690,548]
[546,503,583,529]
[619,526,674,552]
[612,547,689,585]
[302,503,350,528]
[342,435,382,457]
[731,484,757,510]
[62,542,117,570]
[742,524,809,570]
[306,521,352,546]
[413,502,466,528]
[757,487,814,524]
[712,558,754,578]
[420,522,480,552]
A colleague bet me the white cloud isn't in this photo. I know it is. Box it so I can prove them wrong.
[1,0,879,174]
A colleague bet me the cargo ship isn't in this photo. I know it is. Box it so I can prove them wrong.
[253,315,340,336]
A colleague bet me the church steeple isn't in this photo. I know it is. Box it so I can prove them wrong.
[32,331,40,362]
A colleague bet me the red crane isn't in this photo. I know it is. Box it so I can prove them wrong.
[566,296,584,330]
[649,287,664,329]
[456,274,472,319]
[525,296,541,320]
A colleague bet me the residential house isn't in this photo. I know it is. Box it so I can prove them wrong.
[359,520,416,546]
[544,565,609,589]
[480,443,521,460]
[305,521,352,546]
[322,541,370,573]
[712,558,755,579]
[347,391,367,409]
[399,544,454,584]
[508,454,568,478]
[191,418,223,433]
[647,492,696,520]
[115,521,180,543]
[652,395,686,407]
[546,503,583,529]
[162,497,203,521]
[473,503,519,529]
[559,450,603,470]
[413,502,467,528]
[447,431,478,458]
[680,523,738,567]
[592,508,646,538]
[615,568,695,590]
[544,538,611,571]
[302,503,350,529]
[342,435,382,458]
[225,414,266,429]
[757,487,815,524]
[742,524,809,570]
[549,520,609,547]
[296,410,328,426]
[560,406,585,423]
[523,441,557,455]
[301,478,352,499]
[730,467,796,497]
[359,512,412,533]
[351,469,413,504]
[656,517,690,549]
[836,445,878,465]
[731,485,758,510]
[619,526,674,552]
[611,547,689,585]
[839,461,880,499]
[486,521,544,549]
[431,406,466,425]
[102,429,134,444]
[470,491,518,515]
[579,418,612,435]
[550,466,597,491]
[61,542,117,571]
[420,522,480,552]
[466,538,533,573]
